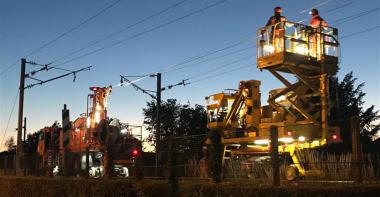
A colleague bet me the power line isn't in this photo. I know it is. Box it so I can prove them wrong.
[188,54,255,80]
[0,0,122,76]
[299,0,334,14]
[50,0,189,65]
[162,42,247,74]
[190,63,255,84]
[331,6,380,26]
[325,1,354,13]
[1,91,19,147]
[163,45,255,74]
[341,25,380,39]
[52,0,229,68]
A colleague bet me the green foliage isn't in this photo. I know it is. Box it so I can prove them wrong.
[5,137,16,151]
[207,130,223,183]
[330,72,380,145]
[24,131,41,153]
[143,99,207,164]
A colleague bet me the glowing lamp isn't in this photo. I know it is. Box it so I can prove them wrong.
[132,148,139,157]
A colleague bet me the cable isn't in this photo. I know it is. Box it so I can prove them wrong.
[324,1,354,13]
[299,0,334,14]
[331,6,380,26]
[0,0,122,76]
[50,0,189,64]
[188,54,255,80]
[52,0,229,68]
[1,91,19,147]
[162,42,248,74]
[190,63,255,84]
[341,25,380,39]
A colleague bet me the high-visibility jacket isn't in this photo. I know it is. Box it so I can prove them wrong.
[310,15,328,28]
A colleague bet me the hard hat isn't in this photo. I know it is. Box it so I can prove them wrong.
[309,8,319,15]
[274,6,282,13]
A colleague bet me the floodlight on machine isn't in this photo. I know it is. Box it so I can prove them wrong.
[254,139,270,145]
[278,137,294,143]
[298,136,306,142]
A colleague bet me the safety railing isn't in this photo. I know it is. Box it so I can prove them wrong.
[257,21,339,60]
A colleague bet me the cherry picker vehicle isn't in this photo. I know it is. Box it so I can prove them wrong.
[205,21,340,180]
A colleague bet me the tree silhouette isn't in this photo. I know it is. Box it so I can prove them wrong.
[329,71,380,150]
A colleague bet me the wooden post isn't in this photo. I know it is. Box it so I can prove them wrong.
[155,73,161,177]
[351,116,363,183]
[16,59,26,176]
[270,125,280,186]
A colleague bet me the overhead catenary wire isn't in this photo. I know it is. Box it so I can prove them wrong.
[188,54,255,80]
[0,91,19,148]
[162,44,253,74]
[51,0,229,68]
[331,6,380,26]
[299,0,334,14]
[340,25,380,39]
[0,0,122,75]
[50,0,189,65]
[189,63,256,84]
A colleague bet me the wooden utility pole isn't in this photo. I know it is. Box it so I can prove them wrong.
[16,58,26,176]
[155,72,161,176]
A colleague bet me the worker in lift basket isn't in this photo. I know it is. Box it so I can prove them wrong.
[309,8,329,60]
[265,6,287,53]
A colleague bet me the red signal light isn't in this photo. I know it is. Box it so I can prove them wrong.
[132,148,139,157]
[332,134,338,140]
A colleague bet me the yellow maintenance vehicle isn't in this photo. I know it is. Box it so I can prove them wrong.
[205,21,340,180]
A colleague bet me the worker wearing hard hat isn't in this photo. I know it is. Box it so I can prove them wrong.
[309,9,328,60]
[266,6,287,27]
[309,9,328,28]
[265,7,287,53]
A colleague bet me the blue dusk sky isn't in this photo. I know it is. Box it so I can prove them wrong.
[1,0,379,150]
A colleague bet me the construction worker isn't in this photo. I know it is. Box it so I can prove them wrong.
[309,9,328,60]
[265,7,287,53]
[309,9,328,28]
[266,6,287,27]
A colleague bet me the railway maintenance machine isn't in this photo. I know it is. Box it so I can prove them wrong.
[206,21,340,180]
[37,86,141,177]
